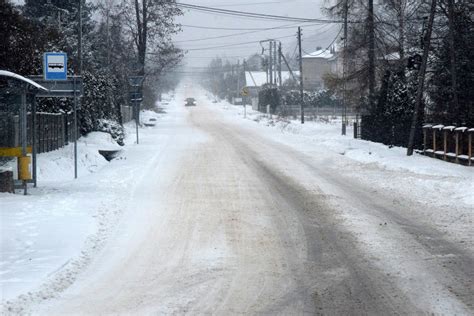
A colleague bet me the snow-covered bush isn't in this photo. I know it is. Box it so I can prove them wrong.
[96,119,125,146]
[79,71,125,146]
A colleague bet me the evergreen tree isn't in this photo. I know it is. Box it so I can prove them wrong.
[429,3,473,126]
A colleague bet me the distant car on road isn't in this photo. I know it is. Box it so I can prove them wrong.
[185,98,196,106]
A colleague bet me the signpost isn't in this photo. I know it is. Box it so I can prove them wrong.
[44,52,67,81]
[241,87,249,118]
[128,76,144,144]
[34,52,82,180]
[29,75,82,180]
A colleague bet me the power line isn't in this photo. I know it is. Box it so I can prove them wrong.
[180,22,320,31]
[178,34,296,51]
[212,1,285,7]
[183,55,249,59]
[177,3,347,23]
[177,24,335,49]
[301,26,343,57]
[174,23,331,44]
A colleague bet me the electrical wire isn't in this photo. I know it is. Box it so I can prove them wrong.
[180,34,296,51]
[180,22,320,31]
[178,23,335,48]
[301,26,343,57]
[177,2,348,23]
[175,22,330,43]
[173,24,334,43]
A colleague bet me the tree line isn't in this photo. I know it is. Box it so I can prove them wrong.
[325,0,473,149]
[0,0,183,145]
[202,0,472,150]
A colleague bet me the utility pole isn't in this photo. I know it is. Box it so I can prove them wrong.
[74,0,83,179]
[269,41,273,85]
[342,0,348,135]
[298,27,304,124]
[237,60,240,103]
[407,0,437,156]
[273,41,277,85]
[447,0,459,123]
[368,0,375,110]
[243,59,247,118]
[278,42,282,87]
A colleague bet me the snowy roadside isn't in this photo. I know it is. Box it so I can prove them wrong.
[203,93,473,251]
[0,95,174,313]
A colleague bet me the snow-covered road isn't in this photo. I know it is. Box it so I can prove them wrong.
[1,84,472,314]
[29,86,473,315]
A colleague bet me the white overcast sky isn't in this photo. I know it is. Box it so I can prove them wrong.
[174,0,340,68]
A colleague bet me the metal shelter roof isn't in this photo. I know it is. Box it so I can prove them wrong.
[0,70,48,91]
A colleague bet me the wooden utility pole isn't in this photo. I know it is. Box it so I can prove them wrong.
[368,0,375,110]
[298,27,304,124]
[237,60,240,101]
[273,41,277,85]
[269,41,273,85]
[278,42,282,86]
[447,0,459,123]
[407,0,437,156]
[342,0,348,135]
[243,60,247,118]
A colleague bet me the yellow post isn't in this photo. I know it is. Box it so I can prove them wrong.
[18,156,32,180]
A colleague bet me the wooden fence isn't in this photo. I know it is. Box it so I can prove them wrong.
[422,124,473,166]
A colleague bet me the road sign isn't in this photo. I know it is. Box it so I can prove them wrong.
[241,87,249,96]
[44,52,67,80]
[29,76,82,98]
[128,76,144,87]
[129,91,142,101]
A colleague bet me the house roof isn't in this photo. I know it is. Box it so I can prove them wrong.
[245,71,300,87]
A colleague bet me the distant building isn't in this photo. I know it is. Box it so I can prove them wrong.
[301,48,341,90]
[244,71,299,94]
[243,71,299,110]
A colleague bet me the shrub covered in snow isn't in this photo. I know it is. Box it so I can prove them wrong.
[79,71,125,146]
[95,119,125,146]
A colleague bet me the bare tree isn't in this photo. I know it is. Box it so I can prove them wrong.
[122,0,182,76]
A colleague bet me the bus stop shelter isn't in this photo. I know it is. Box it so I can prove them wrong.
[0,70,82,194]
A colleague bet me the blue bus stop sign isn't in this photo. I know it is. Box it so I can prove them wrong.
[44,52,67,80]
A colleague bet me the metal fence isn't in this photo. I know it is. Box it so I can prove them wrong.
[272,104,357,119]
[0,111,77,153]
